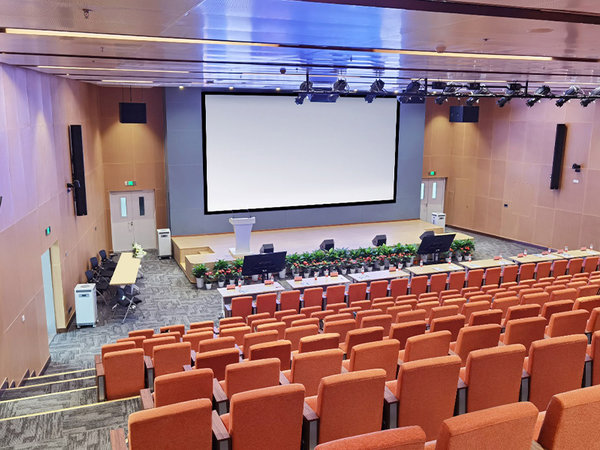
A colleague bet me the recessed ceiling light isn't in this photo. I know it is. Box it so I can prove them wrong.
[36,65,189,74]
[275,87,281,91]
[373,48,551,61]
[228,86,234,90]
[179,85,184,90]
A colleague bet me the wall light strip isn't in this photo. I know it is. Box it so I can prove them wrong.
[100,79,154,84]
[36,65,189,74]
[373,49,552,62]
[3,28,279,48]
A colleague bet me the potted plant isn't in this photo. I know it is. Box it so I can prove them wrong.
[216,269,226,288]
[204,271,216,289]
[451,240,462,261]
[403,244,417,267]
[286,253,301,275]
[132,242,147,259]
[461,239,475,261]
[192,263,207,288]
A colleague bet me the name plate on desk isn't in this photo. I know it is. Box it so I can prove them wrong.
[389,267,396,272]
[265,280,274,285]
[226,285,236,290]
[294,276,302,282]
[330,272,338,277]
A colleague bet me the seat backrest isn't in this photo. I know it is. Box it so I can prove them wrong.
[219,325,251,346]
[521,292,550,306]
[461,301,491,324]
[304,287,324,308]
[128,398,212,449]
[492,296,519,318]
[389,321,427,350]
[104,349,145,401]
[468,294,493,304]
[430,315,465,342]
[290,349,343,396]
[241,330,278,355]
[347,282,368,303]
[323,319,356,343]
[182,330,214,353]
[101,341,135,358]
[442,298,467,311]
[152,342,192,377]
[429,273,448,293]
[583,256,600,273]
[517,288,543,303]
[503,317,547,352]
[537,384,600,449]
[468,309,502,327]
[454,324,501,365]
[504,304,540,324]
[390,278,409,298]
[129,329,155,339]
[219,317,246,328]
[255,293,277,316]
[142,336,176,357]
[159,324,186,336]
[312,426,426,450]
[409,276,428,296]
[518,263,536,281]
[154,369,213,408]
[540,300,574,322]
[526,335,588,410]
[577,285,600,299]
[395,355,461,441]
[588,309,600,335]
[448,271,466,291]
[249,339,292,370]
[323,313,354,324]
[326,285,346,304]
[549,288,577,302]
[256,321,286,339]
[301,306,323,317]
[348,339,400,381]
[466,269,484,288]
[298,333,340,353]
[189,320,214,331]
[592,331,600,386]
[396,309,427,324]
[197,336,236,354]
[546,310,588,338]
[279,290,301,312]
[231,296,253,320]
[355,309,384,326]
[415,301,439,318]
[435,402,538,450]
[282,314,307,328]
[246,312,270,329]
[194,347,240,381]
[292,317,320,328]
[402,331,451,363]
[343,327,384,355]
[229,384,305,450]
[348,300,371,311]
[284,325,319,351]
[536,261,552,279]
[567,257,584,274]
[551,259,568,277]
[117,336,145,349]
[428,305,459,324]
[464,344,526,412]
[224,358,280,398]
[369,280,389,300]
[316,369,387,444]
[501,265,518,283]
[493,290,518,300]
[152,331,181,342]
[573,295,600,314]
[484,267,501,286]
[360,314,393,336]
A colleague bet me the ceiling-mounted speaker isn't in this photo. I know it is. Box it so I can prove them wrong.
[550,124,567,190]
[449,106,479,123]
[119,102,147,123]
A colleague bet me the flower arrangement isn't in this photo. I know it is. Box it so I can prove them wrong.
[192,263,208,279]
[132,242,146,259]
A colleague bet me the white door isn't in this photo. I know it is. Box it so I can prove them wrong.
[41,249,56,344]
[110,190,157,252]
[420,178,446,222]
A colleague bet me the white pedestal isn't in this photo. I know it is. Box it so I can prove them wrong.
[228,217,256,257]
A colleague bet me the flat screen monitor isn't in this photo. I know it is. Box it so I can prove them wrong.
[242,251,287,276]
[417,234,456,255]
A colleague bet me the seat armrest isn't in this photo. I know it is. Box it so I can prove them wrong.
[302,402,319,450]
[341,366,349,373]
[212,410,231,450]
[383,386,399,429]
[224,304,232,317]
[144,356,154,390]
[140,388,154,410]
[190,350,196,364]
[110,428,127,450]
[213,378,229,415]
[279,372,290,385]
[448,349,459,357]
[213,326,220,334]
[96,361,106,402]
[94,354,102,365]
[520,369,530,401]
[530,441,546,450]
[183,364,192,371]
[455,378,468,415]
[143,355,154,369]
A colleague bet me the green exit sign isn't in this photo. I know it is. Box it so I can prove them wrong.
[429,171,436,176]
[44,226,51,236]
[125,180,136,186]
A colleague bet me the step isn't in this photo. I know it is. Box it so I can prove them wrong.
[0,395,139,448]
[0,376,97,401]
[20,368,95,385]
[0,386,97,419]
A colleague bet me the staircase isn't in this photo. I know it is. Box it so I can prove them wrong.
[0,368,138,449]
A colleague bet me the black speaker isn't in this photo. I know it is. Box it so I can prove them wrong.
[550,124,567,190]
[320,239,334,251]
[119,102,147,123]
[372,235,387,246]
[68,125,87,216]
[449,106,479,123]
[260,243,274,254]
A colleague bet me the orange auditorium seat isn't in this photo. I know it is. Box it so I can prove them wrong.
[551,259,568,277]
[583,256,600,273]
[339,326,384,356]
[313,426,426,450]
[450,324,501,366]
[500,317,546,352]
[545,310,588,338]
[303,287,324,308]
[429,273,448,293]
[284,325,319,351]
[466,269,484,288]
[389,321,427,350]
[518,263,536,281]
[448,271,466,291]
[347,282,368,305]
[409,276,428,296]
[369,280,389,300]
[483,267,501,286]
[279,290,301,312]
[152,369,213,408]
[99,348,145,401]
[398,330,451,363]
[540,300,574,322]
[194,347,240,381]
[226,296,253,320]
[429,315,465,342]
[396,309,427,324]
[239,330,278,357]
[325,285,346,305]
[248,339,292,370]
[129,329,155,339]
[254,293,277,316]
[342,339,400,381]
[390,278,409,298]
[501,265,519,283]
[197,336,236,353]
[567,257,584,274]
[298,333,341,354]
[535,261,552,279]
[151,342,191,378]
[281,348,343,396]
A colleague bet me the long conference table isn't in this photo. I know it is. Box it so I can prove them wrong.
[109,252,141,286]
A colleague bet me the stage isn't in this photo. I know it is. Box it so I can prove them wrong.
[172,219,473,283]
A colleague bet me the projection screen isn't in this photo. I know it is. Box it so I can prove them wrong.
[203,94,399,213]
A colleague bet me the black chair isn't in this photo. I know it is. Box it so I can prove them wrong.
[111,286,142,323]
[86,269,111,305]
[99,250,117,270]
[90,256,114,278]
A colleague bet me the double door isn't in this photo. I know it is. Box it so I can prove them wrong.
[420,178,446,222]
[109,190,156,252]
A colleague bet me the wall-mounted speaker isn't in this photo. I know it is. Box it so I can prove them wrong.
[68,125,87,216]
[260,243,274,253]
[372,235,387,246]
[449,106,479,123]
[119,102,147,123]
[320,239,334,251]
[550,124,567,190]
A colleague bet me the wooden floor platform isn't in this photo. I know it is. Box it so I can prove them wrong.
[172,219,473,283]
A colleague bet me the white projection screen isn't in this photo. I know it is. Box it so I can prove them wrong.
[203,94,399,213]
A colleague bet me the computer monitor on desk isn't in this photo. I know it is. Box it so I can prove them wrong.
[417,233,456,255]
[242,251,287,277]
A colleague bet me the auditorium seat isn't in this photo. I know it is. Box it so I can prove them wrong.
[281,313,307,328]
[371,301,395,313]
[398,331,451,363]
[323,313,353,324]
[389,321,427,350]
[284,325,319,351]
[418,292,439,302]
[300,306,322,317]
[303,369,386,446]
[500,317,546,352]
[450,324,501,366]
[239,330,278,356]
[551,259,568,277]
[583,256,600,273]
[347,282,368,305]
[245,313,270,331]
[460,344,526,412]
[117,336,145,349]
[586,308,600,335]
[517,287,543,303]
[151,331,181,342]
[303,287,324,308]
[577,284,600,298]
[342,339,400,381]
[492,296,519,319]
[369,280,389,300]
[415,301,439,318]
[219,384,305,450]
[189,320,214,331]
[410,276,428,296]
[429,273,447,293]
[448,271,466,291]
[535,261,552,279]
[501,265,518,284]
[194,348,240,381]
[325,285,346,305]
[395,299,418,311]
[325,303,346,314]
[385,355,461,440]
[589,331,600,385]
[298,333,340,353]
[390,278,409,298]
[441,297,467,311]
[360,314,393,335]
[254,293,277,317]
[535,385,600,449]
[427,305,459,325]
[101,341,135,357]
[396,309,427,324]
[219,316,246,328]
[291,317,320,328]
[219,325,251,346]
[432,402,537,450]
[567,257,584,274]
[255,321,285,339]
[225,296,253,320]
[313,426,426,450]
[98,348,145,401]
[339,326,384,356]
[323,319,356,343]
[248,339,292,370]
[142,336,176,357]
[151,369,213,408]
[524,335,587,410]
[281,349,344,396]
[397,294,418,302]
[483,267,501,286]
[521,292,550,306]
[438,289,459,300]
[545,310,588,338]
[502,304,540,326]
[386,305,412,320]
[279,290,301,312]
[466,269,484,288]
[429,315,465,342]
[574,295,600,316]
[518,263,536,281]
[540,300,574,322]
[150,342,191,378]
[461,301,491,325]
[197,336,236,353]
[355,309,384,326]
[338,306,361,316]
[348,300,371,310]
[467,309,502,327]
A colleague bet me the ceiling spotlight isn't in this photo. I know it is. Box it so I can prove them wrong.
[466,85,491,106]
[435,96,447,105]
[370,79,385,93]
[295,92,307,105]
[332,79,348,92]
[556,85,582,107]
[581,87,600,107]
[299,80,313,91]
[405,80,421,94]
[443,83,459,94]
[365,93,377,103]
[431,81,447,90]
[465,97,478,106]
[497,96,511,108]
[526,85,551,107]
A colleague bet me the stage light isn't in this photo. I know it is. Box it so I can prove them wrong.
[497,96,511,107]
[435,96,447,105]
[364,79,385,103]
[299,80,313,91]
[497,82,523,107]
[295,93,307,105]
[405,80,421,94]
[526,85,551,107]
[332,79,348,92]
[365,93,377,103]
[581,87,600,107]
[466,85,491,106]
[556,85,582,107]
[443,83,459,94]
